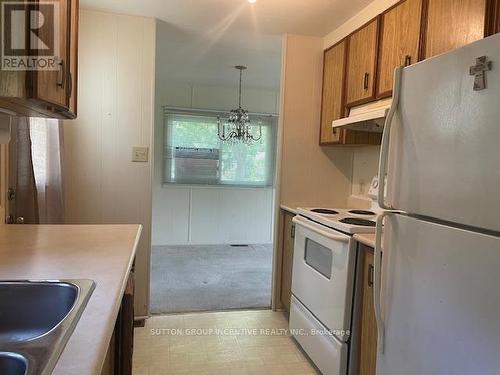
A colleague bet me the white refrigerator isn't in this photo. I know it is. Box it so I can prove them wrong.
[374,33,500,375]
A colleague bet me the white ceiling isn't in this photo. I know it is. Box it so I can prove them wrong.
[81,0,374,89]
[153,22,283,89]
[81,0,374,37]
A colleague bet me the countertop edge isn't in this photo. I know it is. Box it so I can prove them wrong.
[0,224,144,375]
[353,233,376,248]
[93,224,142,375]
[280,205,297,214]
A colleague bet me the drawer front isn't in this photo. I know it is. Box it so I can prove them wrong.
[290,296,348,375]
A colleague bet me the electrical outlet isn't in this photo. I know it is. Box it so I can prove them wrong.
[132,146,149,162]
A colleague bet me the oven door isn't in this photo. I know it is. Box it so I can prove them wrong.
[291,215,356,338]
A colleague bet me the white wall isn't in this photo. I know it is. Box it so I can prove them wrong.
[152,80,279,246]
[63,9,155,317]
[350,146,380,197]
[153,185,274,245]
[277,34,353,209]
[323,0,400,49]
[158,82,280,114]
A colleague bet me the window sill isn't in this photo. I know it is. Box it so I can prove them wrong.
[161,183,274,190]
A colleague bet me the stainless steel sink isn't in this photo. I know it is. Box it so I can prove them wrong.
[0,281,79,342]
[0,280,95,375]
[0,352,28,375]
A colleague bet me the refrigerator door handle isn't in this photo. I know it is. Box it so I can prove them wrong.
[374,213,386,353]
[374,211,398,354]
[378,66,404,210]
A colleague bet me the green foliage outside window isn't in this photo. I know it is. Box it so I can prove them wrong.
[165,114,275,186]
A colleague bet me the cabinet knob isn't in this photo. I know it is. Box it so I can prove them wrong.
[7,188,15,201]
[404,55,412,67]
[368,264,374,287]
[363,72,369,90]
[57,60,65,88]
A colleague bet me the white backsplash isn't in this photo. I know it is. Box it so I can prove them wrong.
[350,146,380,200]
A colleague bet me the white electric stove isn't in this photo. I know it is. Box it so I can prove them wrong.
[289,206,379,375]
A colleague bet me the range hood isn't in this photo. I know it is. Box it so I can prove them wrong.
[332,98,392,133]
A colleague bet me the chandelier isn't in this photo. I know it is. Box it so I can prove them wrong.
[217,65,262,143]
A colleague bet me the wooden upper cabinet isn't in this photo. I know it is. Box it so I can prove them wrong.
[377,0,423,97]
[68,0,79,116]
[346,19,379,107]
[485,0,500,35]
[0,145,6,224]
[423,0,487,58]
[320,40,346,145]
[34,0,78,116]
[317,0,494,146]
[492,0,500,34]
[0,0,79,119]
[32,0,69,108]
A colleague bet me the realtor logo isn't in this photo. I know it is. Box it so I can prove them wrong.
[1,1,60,70]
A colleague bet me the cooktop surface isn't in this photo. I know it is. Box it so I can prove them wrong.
[296,207,380,234]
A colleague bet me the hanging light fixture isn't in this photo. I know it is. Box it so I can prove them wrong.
[217,65,262,143]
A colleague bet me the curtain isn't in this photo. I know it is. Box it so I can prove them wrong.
[30,118,65,224]
[11,117,39,224]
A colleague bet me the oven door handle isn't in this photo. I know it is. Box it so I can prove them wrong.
[292,216,349,242]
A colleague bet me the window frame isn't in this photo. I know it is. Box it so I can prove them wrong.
[162,108,278,189]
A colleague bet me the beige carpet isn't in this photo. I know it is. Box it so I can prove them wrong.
[150,244,273,314]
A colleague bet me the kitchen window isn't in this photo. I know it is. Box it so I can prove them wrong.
[163,112,276,187]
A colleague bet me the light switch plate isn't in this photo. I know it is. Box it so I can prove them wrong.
[132,146,149,162]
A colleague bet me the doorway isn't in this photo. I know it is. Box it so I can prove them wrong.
[149,18,282,315]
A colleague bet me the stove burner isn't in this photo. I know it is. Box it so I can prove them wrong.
[348,210,376,216]
[339,217,376,227]
[311,208,339,215]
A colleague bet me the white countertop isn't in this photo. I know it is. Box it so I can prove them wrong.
[0,224,142,375]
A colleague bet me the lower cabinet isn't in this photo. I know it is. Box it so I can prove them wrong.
[101,271,135,375]
[280,210,295,313]
[114,272,135,374]
[356,244,378,375]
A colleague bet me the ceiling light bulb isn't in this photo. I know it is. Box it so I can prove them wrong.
[248,0,256,3]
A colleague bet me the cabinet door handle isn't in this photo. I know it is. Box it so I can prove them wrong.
[363,72,369,90]
[404,55,412,67]
[68,72,73,98]
[57,60,65,88]
[291,223,296,239]
[368,264,374,287]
